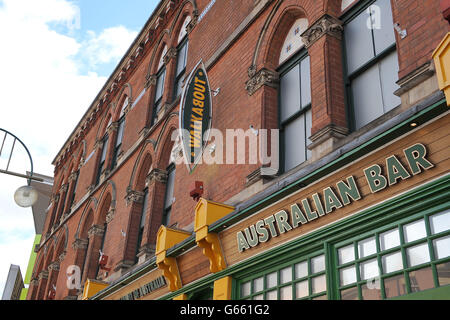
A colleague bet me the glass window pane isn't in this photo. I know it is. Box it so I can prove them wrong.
[266,271,277,289]
[253,294,263,300]
[360,258,380,281]
[176,42,187,76]
[379,50,401,112]
[311,255,325,273]
[241,282,251,297]
[352,63,384,130]
[280,267,292,284]
[295,280,309,299]
[300,56,311,108]
[341,287,359,300]
[380,228,400,251]
[164,167,176,209]
[384,274,406,298]
[280,286,293,300]
[433,236,450,260]
[372,0,396,55]
[338,244,355,265]
[403,219,427,243]
[295,261,308,279]
[312,275,327,294]
[280,64,300,122]
[430,210,450,234]
[361,283,382,300]
[382,251,403,274]
[266,290,277,300]
[305,109,312,160]
[358,237,377,258]
[344,8,375,74]
[409,267,434,293]
[437,262,450,287]
[340,265,357,286]
[253,277,263,293]
[155,69,166,100]
[284,114,306,172]
[407,243,430,267]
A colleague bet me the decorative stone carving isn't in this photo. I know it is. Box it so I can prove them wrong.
[186,12,199,34]
[59,183,69,194]
[88,225,105,237]
[163,47,177,65]
[125,188,145,206]
[107,121,119,135]
[38,270,49,280]
[113,260,135,273]
[87,184,95,194]
[58,252,66,263]
[146,168,168,186]
[245,68,279,96]
[145,74,157,89]
[72,238,89,250]
[30,278,39,286]
[106,208,116,224]
[301,14,343,48]
[48,261,60,272]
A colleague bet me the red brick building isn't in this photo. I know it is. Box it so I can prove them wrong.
[28,0,450,301]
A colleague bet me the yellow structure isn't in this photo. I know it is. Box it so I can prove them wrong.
[173,293,188,300]
[433,32,450,106]
[155,226,191,292]
[213,276,233,300]
[82,279,109,300]
[194,199,234,273]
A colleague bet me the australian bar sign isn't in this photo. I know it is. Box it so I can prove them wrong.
[179,60,212,171]
[236,143,435,253]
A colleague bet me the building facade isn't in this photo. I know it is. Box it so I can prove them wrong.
[28,0,450,301]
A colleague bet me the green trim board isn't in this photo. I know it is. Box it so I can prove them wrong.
[91,97,447,300]
[158,174,450,300]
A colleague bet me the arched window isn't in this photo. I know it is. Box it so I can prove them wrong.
[111,97,128,169]
[343,0,400,130]
[162,163,175,226]
[278,18,312,173]
[152,46,167,126]
[95,118,111,185]
[174,16,191,98]
[135,187,148,263]
[68,170,79,210]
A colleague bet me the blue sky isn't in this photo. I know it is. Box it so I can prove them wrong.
[0,0,158,298]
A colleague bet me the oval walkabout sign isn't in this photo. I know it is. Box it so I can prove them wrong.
[179,60,212,171]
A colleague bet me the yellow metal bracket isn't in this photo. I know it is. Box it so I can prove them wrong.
[155,226,191,292]
[194,198,234,273]
[433,32,450,106]
[82,279,109,300]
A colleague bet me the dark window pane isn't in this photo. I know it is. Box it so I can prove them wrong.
[384,274,406,298]
[409,267,435,293]
[280,64,300,122]
[284,114,306,171]
[300,56,311,108]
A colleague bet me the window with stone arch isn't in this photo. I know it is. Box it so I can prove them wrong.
[277,16,312,173]
[174,15,191,99]
[342,0,400,130]
[151,45,168,126]
[111,95,128,169]
[95,116,112,186]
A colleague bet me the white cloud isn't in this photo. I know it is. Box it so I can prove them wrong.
[0,0,139,298]
[82,26,138,68]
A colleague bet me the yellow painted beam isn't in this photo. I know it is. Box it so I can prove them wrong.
[174,293,188,300]
[194,198,234,273]
[82,279,109,300]
[213,276,233,300]
[432,32,450,106]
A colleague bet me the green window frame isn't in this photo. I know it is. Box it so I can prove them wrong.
[239,251,327,300]
[334,208,450,300]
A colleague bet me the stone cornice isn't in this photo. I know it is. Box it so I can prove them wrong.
[301,14,343,48]
[72,238,89,250]
[125,189,145,206]
[245,68,279,96]
[88,225,105,237]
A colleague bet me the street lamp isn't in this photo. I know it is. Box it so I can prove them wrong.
[0,128,43,207]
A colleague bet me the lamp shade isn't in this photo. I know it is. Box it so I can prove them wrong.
[14,185,38,208]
